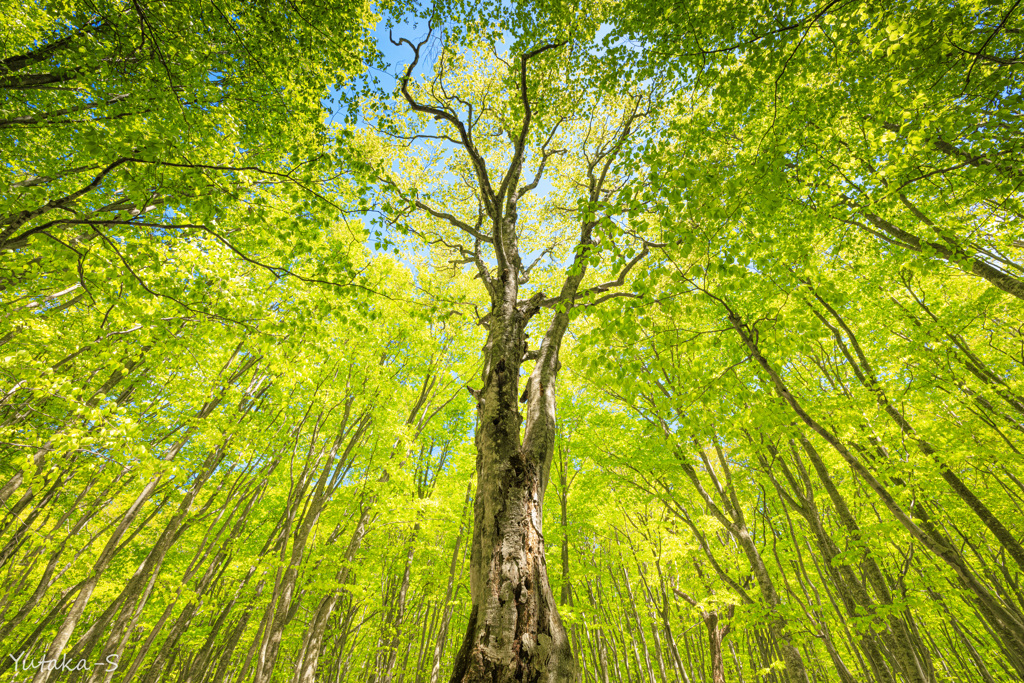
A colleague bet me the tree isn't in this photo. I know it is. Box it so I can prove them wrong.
[1,0,375,322]
[607,0,1024,301]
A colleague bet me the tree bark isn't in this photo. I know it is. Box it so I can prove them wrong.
[449,290,575,682]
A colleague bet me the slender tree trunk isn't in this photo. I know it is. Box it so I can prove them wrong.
[210,586,265,683]
[120,599,178,683]
[760,443,914,683]
[668,442,809,683]
[382,525,418,682]
[634,566,669,683]
[137,554,229,683]
[0,479,107,645]
[430,484,472,683]
[618,563,655,683]
[30,474,161,683]
[705,613,725,683]
[811,291,1024,574]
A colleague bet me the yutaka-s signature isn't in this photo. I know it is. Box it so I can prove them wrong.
[7,651,119,673]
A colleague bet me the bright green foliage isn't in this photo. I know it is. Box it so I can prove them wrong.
[1,0,377,320]
[2,1,1024,682]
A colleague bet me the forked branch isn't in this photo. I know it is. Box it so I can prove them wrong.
[392,30,497,215]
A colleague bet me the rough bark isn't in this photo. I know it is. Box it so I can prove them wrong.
[449,284,575,682]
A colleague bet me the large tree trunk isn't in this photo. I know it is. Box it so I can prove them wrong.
[449,288,576,682]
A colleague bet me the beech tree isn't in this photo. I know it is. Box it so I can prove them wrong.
[364,28,660,681]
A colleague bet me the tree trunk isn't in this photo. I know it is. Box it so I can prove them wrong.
[449,295,575,682]
[430,484,472,683]
[670,442,809,683]
[705,612,725,683]
[728,309,1024,657]
[30,474,161,683]
[295,502,372,683]
[382,525,418,682]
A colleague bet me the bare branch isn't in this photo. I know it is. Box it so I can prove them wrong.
[518,121,567,197]
[520,246,555,284]
[495,43,565,206]
[575,245,650,301]
[584,291,643,307]
[393,30,497,215]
